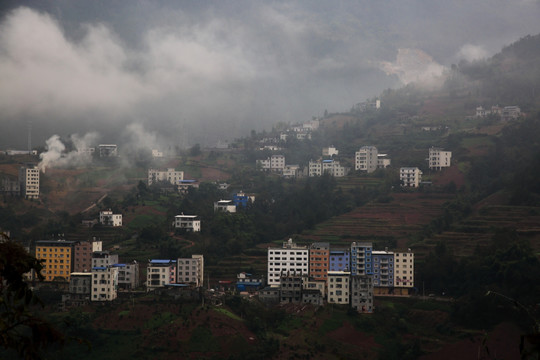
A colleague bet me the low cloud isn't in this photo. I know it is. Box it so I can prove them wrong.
[456,44,489,62]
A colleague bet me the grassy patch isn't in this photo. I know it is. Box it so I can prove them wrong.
[188,326,221,352]
[213,307,243,321]
[145,311,176,330]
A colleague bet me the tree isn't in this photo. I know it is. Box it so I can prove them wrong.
[0,234,64,359]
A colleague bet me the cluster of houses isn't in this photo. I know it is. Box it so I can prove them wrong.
[32,238,206,308]
[257,239,415,312]
[256,145,451,188]
[34,239,139,306]
[0,163,40,199]
[475,105,521,121]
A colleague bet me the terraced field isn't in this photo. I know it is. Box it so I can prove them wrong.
[300,193,453,249]
[420,205,540,258]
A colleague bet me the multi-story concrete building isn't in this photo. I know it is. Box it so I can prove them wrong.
[329,249,350,272]
[91,266,118,301]
[355,146,379,173]
[350,242,373,276]
[282,164,301,179]
[98,144,117,157]
[400,167,422,187]
[256,154,286,173]
[372,250,394,289]
[177,255,204,286]
[92,251,119,268]
[309,242,330,282]
[115,262,140,290]
[147,259,177,291]
[99,210,122,227]
[394,250,414,290]
[35,240,76,281]
[214,200,236,213]
[302,277,326,298]
[327,271,350,304]
[19,164,39,199]
[69,273,92,296]
[280,274,303,304]
[267,239,309,287]
[428,147,452,170]
[377,154,391,169]
[73,240,102,273]
[308,159,348,177]
[148,168,184,186]
[350,275,374,313]
[173,214,201,232]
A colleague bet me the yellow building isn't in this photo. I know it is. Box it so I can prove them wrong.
[35,240,76,282]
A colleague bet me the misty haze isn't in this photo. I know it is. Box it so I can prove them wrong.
[2,1,540,359]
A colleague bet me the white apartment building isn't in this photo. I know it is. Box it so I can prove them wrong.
[19,164,39,199]
[327,271,351,304]
[173,214,201,232]
[214,200,236,213]
[256,155,286,173]
[147,260,176,291]
[91,266,119,301]
[400,167,422,187]
[308,159,348,177]
[355,146,379,173]
[151,149,163,158]
[99,210,122,227]
[267,239,309,287]
[148,168,184,186]
[394,251,414,288]
[428,147,452,170]
[177,255,204,286]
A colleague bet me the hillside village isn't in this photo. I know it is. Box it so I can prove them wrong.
[2,33,540,359]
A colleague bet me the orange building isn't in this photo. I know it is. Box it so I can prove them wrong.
[35,240,76,282]
[309,242,330,282]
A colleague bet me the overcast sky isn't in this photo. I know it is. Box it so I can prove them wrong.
[1,0,539,149]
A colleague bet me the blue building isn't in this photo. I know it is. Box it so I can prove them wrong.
[350,242,373,276]
[232,192,255,208]
[329,249,350,271]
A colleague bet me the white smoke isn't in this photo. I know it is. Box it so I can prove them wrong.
[38,132,100,172]
[455,44,489,62]
[380,48,447,88]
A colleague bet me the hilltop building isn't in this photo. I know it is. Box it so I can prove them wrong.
[148,168,184,186]
[173,214,201,232]
[214,200,236,213]
[329,249,350,272]
[350,242,373,276]
[355,146,378,173]
[308,159,348,177]
[400,167,422,187]
[372,250,394,288]
[322,146,339,157]
[177,255,204,286]
[99,210,122,227]
[19,164,39,199]
[256,154,285,173]
[428,147,452,170]
[394,250,415,292]
[233,192,255,208]
[147,259,177,291]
